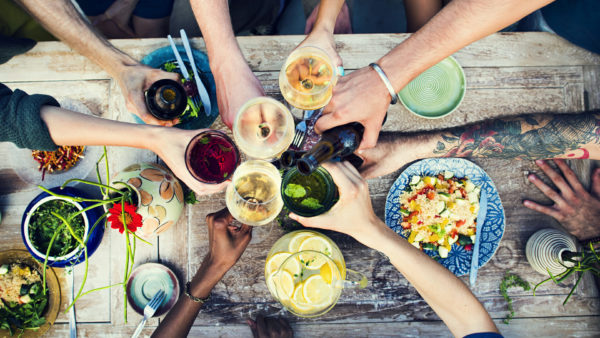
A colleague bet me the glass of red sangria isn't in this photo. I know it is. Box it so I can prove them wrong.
[185,130,240,184]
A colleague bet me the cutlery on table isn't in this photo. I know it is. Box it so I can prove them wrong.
[167,35,202,113]
[291,109,317,149]
[180,29,212,116]
[469,190,488,287]
[66,266,76,338]
[131,289,166,338]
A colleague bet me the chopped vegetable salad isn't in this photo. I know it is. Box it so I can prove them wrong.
[399,171,480,258]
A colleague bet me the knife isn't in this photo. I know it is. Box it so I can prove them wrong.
[469,190,488,287]
[66,266,77,338]
[180,29,212,116]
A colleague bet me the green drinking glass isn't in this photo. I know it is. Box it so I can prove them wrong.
[281,166,339,217]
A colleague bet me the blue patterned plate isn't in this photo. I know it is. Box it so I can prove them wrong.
[139,45,219,129]
[384,158,505,276]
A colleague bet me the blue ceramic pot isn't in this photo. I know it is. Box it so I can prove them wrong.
[21,187,104,268]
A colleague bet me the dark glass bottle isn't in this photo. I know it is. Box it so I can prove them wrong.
[296,122,364,175]
[144,79,188,120]
[279,150,306,169]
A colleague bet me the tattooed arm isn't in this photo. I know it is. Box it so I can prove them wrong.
[359,111,600,178]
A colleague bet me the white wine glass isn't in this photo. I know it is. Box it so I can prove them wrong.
[233,97,295,160]
[225,160,284,226]
[279,46,338,110]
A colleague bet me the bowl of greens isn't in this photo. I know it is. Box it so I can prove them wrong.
[0,249,60,337]
[21,187,104,268]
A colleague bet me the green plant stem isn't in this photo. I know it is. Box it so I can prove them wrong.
[41,223,65,295]
[67,201,109,223]
[74,282,124,299]
[95,151,107,198]
[37,186,122,204]
[563,273,584,305]
[61,178,122,194]
[131,232,151,245]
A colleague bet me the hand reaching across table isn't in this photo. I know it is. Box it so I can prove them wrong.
[524,159,600,242]
[247,314,293,338]
[153,208,252,338]
[314,0,556,150]
[295,0,345,70]
[356,111,600,179]
[289,161,499,337]
[13,0,181,127]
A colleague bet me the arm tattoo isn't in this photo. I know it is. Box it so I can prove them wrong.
[433,112,600,159]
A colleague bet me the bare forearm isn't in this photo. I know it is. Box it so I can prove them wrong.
[379,0,554,92]
[190,0,243,62]
[366,222,497,336]
[152,261,227,338]
[39,105,156,149]
[312,0,346,33]
[397,112,600,162]
[15,0,136,75]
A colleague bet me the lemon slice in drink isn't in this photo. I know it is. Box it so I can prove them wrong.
[265,252,300,276]
[302,274,332,308]
[274,270,295,300]
[288,231,314,252]
[290,283,313,313]
[298,236,333,269]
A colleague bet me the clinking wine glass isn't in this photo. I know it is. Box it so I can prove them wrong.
[279,46,339,111]
[232,97,295,160]
[185,130,240,184]
[265,230,367,318]
[225,160,284,226]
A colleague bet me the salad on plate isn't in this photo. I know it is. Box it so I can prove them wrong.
[398,171,481,258]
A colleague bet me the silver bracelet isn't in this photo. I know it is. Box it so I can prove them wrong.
[369,63,399,105]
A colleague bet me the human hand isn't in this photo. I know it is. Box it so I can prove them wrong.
[357,132,422,179]
[247,314,293,338]
[205,208,252,271]
[211,58,265,129]
[296,27,342,70]
[524,159,600,241]
[316,66,391,150]
[289,161,385,249]
[115,64,181,126]
[151,127,230,195]
[90,0,137,38]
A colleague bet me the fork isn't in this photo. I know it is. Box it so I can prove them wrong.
[291,109,317,149]
[167,35,202,114]
[131,290,166,338]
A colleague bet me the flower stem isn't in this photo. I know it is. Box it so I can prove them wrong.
[42,224,65,295]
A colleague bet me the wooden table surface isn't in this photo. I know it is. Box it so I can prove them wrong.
[1,33,600,337]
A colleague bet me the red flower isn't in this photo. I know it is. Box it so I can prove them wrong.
[108,202,142,234]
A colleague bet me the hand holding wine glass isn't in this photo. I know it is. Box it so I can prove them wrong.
[151,127,230,196]
[211,57,265,129]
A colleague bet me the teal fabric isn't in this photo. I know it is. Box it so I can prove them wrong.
[542,0,600,54]
[1,37,59,151]
[0,83,59,150]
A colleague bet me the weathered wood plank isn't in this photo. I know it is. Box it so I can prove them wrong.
[583,65,600,111]
[42,316,600,338]
[2,33,599,83]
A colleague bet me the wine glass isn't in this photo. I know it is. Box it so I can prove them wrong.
[232,97,295,160]
[225,160,284,226]
[279,46,339,110]
[185,130,240,184]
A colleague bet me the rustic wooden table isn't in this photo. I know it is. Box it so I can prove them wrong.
[1,33,600,337]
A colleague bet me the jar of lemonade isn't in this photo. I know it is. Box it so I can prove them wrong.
[264,230,367,317]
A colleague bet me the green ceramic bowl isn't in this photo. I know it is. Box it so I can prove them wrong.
[398,56,466,119]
